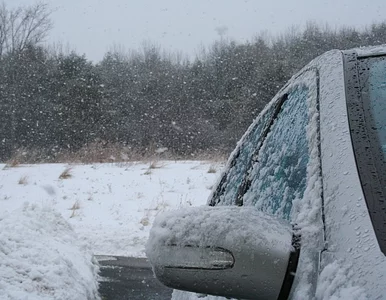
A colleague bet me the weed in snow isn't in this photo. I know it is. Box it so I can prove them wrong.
[207,165,217,173]
[144,161,163,175]
[87,193,93,201]
[140,217,150,226]
[18,175,28,185]
[59,167,73,179]
[149,161,161,169]
[143,169,152,175]
[69,200,80,218]
[3,159,20,169]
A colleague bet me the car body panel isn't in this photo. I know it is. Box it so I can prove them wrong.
[318,49,386,299]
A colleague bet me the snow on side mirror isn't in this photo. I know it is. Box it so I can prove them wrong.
[146,206,300,300]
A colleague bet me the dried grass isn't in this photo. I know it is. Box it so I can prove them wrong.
[18,175,28,185]
[59,167,73,179]
[69,200,80,218]
[3,159,20,169]
[139,217,150,226]
[2,143,229,164]
[149,161,162,169]
[207,165,217,173]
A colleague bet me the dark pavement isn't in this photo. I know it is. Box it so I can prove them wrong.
[96,256,173,300]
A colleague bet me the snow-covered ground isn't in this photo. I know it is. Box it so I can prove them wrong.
[0,161,221,256]
[0,161,222,299]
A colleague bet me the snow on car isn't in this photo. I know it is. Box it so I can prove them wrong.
[146,45,386,299]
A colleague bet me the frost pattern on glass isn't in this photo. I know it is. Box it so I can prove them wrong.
[243,86,309,220]
[368,59,386,154]
[214,104,276,205]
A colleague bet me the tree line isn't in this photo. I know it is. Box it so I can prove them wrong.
[1,2,386,162]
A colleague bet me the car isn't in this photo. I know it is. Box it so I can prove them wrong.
[146,45,386,300]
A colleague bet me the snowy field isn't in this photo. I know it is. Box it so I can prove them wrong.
[0,161,223,300]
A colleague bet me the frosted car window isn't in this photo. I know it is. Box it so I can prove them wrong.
[347,54,386,255]
[243,86,309,220]
[211,103,277,205]
[368,59,386,155]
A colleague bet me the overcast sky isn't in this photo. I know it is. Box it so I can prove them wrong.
[5,0,386,62]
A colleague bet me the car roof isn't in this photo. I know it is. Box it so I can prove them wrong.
[342,44,386,58]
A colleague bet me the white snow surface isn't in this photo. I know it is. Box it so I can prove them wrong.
[0,161,220,257]
[315,261,367,300]
[355,44,386,57]
[0,203,100,300]
[0,160,221,299]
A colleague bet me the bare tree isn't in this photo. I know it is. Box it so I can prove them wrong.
[0,1,52,57]
[0,2,9,57]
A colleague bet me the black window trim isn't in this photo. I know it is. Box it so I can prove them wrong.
[343,51,386,255]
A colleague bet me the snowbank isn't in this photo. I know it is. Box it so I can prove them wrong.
[0,203,100,300]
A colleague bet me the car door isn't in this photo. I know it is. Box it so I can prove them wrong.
[172,68,325,299]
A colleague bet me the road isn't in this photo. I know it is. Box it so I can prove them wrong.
[96,256,173,300]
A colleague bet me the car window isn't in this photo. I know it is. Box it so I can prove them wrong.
[242,85,310,221]
[367,58,386,155]
[209,100,279,206]
[345,54,386,254]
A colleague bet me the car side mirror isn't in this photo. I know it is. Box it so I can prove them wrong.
[146,206,300,300]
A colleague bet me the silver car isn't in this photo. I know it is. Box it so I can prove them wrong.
[146,45,386,300]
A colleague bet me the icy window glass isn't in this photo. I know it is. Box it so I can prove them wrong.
[367,59,386,155]
[213,104,276,205]
[353,56,386,255]
[243,86,309,220]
